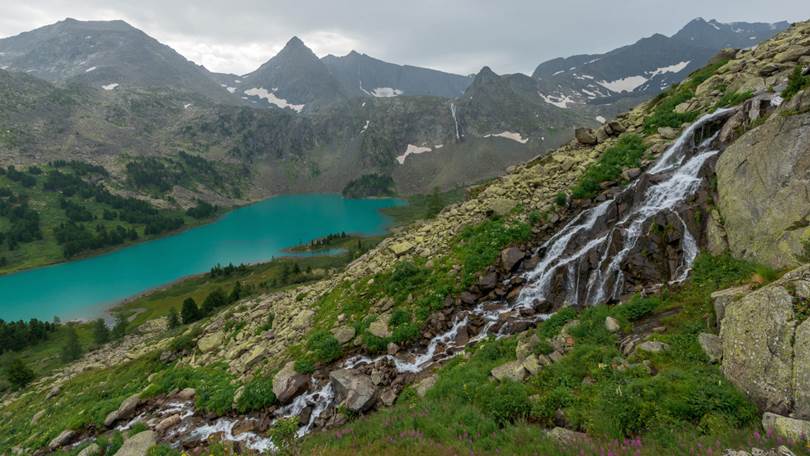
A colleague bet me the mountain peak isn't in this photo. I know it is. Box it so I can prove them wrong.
[284,36,306,49]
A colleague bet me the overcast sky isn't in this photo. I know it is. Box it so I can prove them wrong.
[1,1,809,76]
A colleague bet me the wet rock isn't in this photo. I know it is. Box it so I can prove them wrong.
[460,291,479,305]
[331,326,356,345]
[49,430,76,450]
[299,407,313,426]
[415,374,437,398]
[477,271,498,291]
[762,413,810,442]
[272,361,309,404]
[387,342,400,355]
[156,414,181,433]
[604,316,620,333]
[330,369,378,413]
[104,393,141,427]
[491,360,528,382]
[575,128,598,146]
[698,333,723,363]
[500,247,526,272]
[114,430,156,456]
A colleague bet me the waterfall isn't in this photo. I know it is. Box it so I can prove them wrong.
[517,108,736,308]
[176,108,735,452]
[450,103,461,140]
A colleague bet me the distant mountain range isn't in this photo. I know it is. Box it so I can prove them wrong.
[0,16,790,202]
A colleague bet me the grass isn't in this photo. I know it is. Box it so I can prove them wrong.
[782,65,810,101]
[381,187,466,226]
[570,134,646,199]
[301,253,808,455]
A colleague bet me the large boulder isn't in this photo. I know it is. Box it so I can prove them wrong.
[49,430,76,450]
[113,430,156,456]
[762,412,810,442]
[500,247,525,272]
[329,369,378,412]
[104,393,141,427]
[272,361,309,404]
[721,285,795,414]
[575,128,598,146]
[490,360,528,382]
[715,110,810,269]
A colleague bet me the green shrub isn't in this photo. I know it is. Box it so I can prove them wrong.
[716,90,753,108]
[3,358,35,390]
[782,65,810,101]
[294,358,315,374]
[615,295,660,322]
[539,306,578,338]
[235,376,276,413]
[269,416,300,454]
[554,192,567,207]
[476,380,531,425]
[530,386,575,425]
[571,134,646,199]
[306,330,342,364]
[147,445,181,456]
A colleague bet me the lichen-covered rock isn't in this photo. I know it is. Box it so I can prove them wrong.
[715,110,810,269]
[197,332,224,353]
[793,319,810,418]
[721,285,795,414]
[491,360,528,382]
[113,430,156,456]
[368,318,390,338]
[762,412,810,442]
[331,325,356,344]
[575,128,598,145]
[698,333,723,363]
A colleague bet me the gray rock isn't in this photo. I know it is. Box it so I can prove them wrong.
[49,430,76,450]
[331,325,356,345]
[104,393,141,427]
[478,271,498,291]
[415,374,437,398]
[491,360,528,382]
[272,361,309,404]
[698,333,723,363]
[604,316,620,333]
[77,443,101,456]
[113,430,156,456]
[721,286,795,415]
[711,285,751,329]
[575,128,598,146]
[657,127,679,139]
[500,247,525,272]
[487,198,517,217]
[793,318,810,418]
[636,341,669,354]
[368,318,390,338]
[177,387,196,400]
[762,412,810,442]
[46,385,61,399]
[30,410,45,426]
[329,369,378,412]
[545,427,589,446]
[197,331,224,353]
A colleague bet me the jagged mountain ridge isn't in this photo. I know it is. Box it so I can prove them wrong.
[532,18,789,110]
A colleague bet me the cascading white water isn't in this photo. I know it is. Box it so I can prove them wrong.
[171,108,736,453]
[450,103,461,140]
[517,108,735,308]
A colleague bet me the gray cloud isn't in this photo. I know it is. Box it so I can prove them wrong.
[1,0,809,76]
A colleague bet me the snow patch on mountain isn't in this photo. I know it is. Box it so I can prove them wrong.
[649,61,690,77]
[243,87,305,112]
[371,87,403,98]
[538,92,576,109]
[484,131,529,144]
[85,66,97,73]
[597,75,648,93]
[226,87,237,93]
[396,144,432,164]
[596,116,606,124]
[102,83,119,91]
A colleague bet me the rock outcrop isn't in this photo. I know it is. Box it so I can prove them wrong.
[717,265,810,418]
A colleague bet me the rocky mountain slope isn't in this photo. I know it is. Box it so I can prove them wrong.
[3,18,810,456]
[532,18,788,112]
[322,51,472,98]
[0,18,237,104]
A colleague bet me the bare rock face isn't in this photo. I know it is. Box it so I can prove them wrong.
[717,265,810,419]
[329,369,378,413]
[715,109,810,269]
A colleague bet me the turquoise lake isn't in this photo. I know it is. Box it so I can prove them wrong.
[0,194,403,322]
